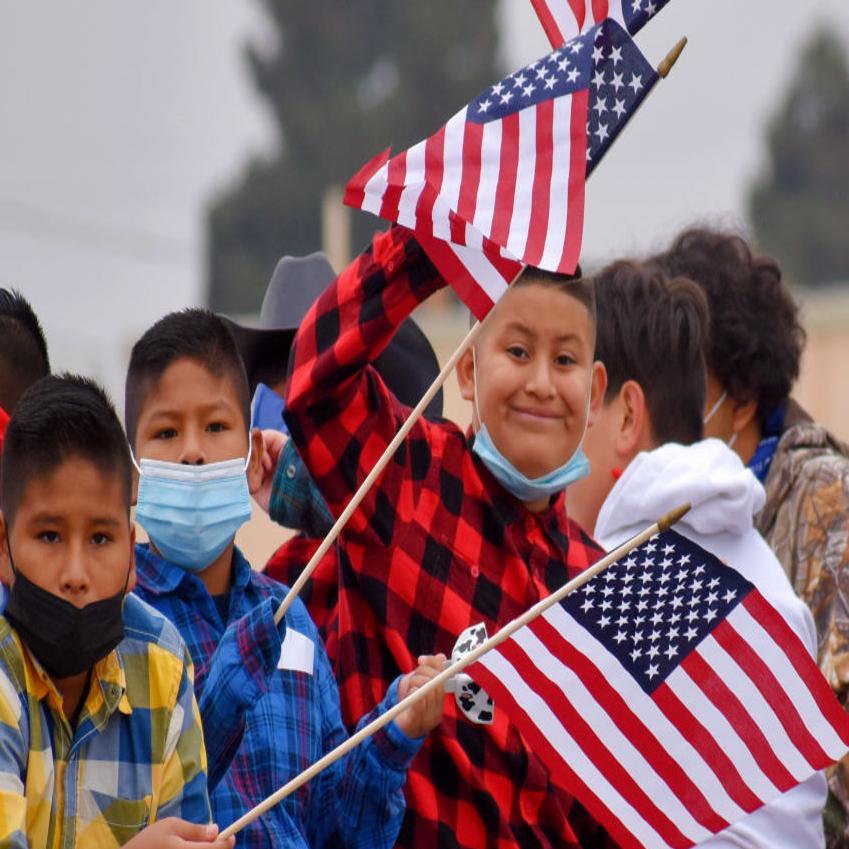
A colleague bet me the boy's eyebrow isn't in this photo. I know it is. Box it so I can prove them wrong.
[145,400,234,422]
[28,513,64,525]
[502,321,583,345]
[502,320,535,337]
[89,517,123,528]
[29,513,122,527]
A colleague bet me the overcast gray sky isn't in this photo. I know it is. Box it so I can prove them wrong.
[1,0,847,401]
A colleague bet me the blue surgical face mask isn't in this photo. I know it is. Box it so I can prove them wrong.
[251,382,288,433]
[469,348,591,503]
[132,443,253,572]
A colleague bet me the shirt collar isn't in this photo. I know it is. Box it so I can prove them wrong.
[19,632,131,718]
[134,542,189,595]
[134,542,253,594]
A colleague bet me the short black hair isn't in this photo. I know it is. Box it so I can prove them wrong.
[653,228,805,426]
[1,374,132,527]
[477,265,596,335]
[0,289,50,414]
[515,264,596,330]
[125,308,251,446]
[591,260,710,446]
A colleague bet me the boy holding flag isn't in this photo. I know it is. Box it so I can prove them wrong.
[273,224,615,848]
[125,309,445,848]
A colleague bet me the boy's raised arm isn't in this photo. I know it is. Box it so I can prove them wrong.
[281,226,445,544]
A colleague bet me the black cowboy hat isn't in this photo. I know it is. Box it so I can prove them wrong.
[222,251,443,418]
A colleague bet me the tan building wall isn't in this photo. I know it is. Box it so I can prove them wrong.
[795,289,849,443]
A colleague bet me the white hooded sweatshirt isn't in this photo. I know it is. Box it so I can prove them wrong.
[594,439,825,849]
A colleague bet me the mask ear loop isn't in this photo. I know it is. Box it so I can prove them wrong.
[243,430,254,473]
[128,444,142,475]
[703,390,728,425]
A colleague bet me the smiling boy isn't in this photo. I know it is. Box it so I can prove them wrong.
[125,309,444,849]
[0,375,229,849]
[276,226,615,849]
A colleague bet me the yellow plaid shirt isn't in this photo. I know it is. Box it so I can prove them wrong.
[0,594,210,848]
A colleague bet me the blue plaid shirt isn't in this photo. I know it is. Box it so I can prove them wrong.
[133,544,422,849]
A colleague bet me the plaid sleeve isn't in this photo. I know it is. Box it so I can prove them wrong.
[283,226,444,546]
[153,648,212,825]
[0,668,28,849]
[195,598,285,790]
[304,612,412,849]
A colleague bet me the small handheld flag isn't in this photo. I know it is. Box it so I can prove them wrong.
[346,18,661,320]
[228,509,691,840]
[530,0,675,50]
[467,529,849,849]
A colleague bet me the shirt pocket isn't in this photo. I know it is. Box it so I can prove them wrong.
[76,790,152,846]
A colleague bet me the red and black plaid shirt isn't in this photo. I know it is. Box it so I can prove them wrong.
[281,226,618,849]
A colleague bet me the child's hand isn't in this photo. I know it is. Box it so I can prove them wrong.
[254,428,288,513]
[395,653,446,738]
[123,818,235,848]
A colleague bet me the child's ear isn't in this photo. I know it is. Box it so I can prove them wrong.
[126,524,137,594]
[130,461,139,507]
[616,380,649,458]
[246,427,264,495]
[455,348,476,404]
[0,513,11,588]
[586,361,608,427]
[730,396,759,441]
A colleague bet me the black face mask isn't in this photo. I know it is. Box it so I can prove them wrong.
[4,550,127,680]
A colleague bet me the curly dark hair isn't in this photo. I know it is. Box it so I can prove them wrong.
[652,228,806,426]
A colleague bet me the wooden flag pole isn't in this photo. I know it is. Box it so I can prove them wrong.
[227,504,690,838]
[274,314,486,625]
[273,34,690,627]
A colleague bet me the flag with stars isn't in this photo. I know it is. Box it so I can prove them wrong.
[345,18,657,320]
[467,529,849,849]
[531,0,674,50]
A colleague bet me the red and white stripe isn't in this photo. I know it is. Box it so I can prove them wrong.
[345,88,588,319]
[469,592,849,849]
[530,0,628,48]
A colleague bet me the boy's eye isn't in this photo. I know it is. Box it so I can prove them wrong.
[38,531,60,544]
[154,428,177,440]
[507,345,529,359]
[555,353,576,366]
[206,422,227,433]
[91,533,111,546]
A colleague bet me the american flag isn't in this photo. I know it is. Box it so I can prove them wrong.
[467,529,849,849]
[530,0,674,50]
[346,19,658,320]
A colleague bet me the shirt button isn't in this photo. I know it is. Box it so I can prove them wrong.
[286,464,297,479]
[471,565,480,578]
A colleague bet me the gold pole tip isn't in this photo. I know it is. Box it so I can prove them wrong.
[658,36,688,78]
[657,502,691,533]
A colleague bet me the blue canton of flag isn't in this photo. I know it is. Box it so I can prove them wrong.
[469,29,595,123]
[621,0,674,36]
[565,531,753,694]
[586,19,658,172]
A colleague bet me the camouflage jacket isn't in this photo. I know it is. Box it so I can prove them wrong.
[756,400,849,847]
